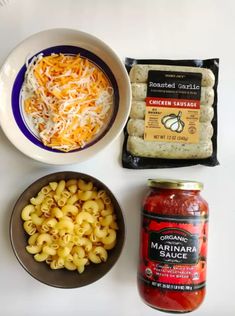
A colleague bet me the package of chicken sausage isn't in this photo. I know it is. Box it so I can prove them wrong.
[122,58,219,169]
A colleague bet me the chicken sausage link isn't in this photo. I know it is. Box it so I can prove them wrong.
[127,119,213,141]
[131,83,214,107]
[130,101,214,123]
[129,64,215,87]
[127,136,213,159]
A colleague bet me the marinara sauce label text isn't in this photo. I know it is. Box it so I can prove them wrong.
[144,71,202,144]
[139,211,208,292]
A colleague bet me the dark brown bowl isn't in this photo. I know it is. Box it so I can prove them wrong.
[10,171,125,288]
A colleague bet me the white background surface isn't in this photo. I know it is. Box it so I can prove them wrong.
[0,0,234,315]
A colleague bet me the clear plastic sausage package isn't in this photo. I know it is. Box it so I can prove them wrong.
[122,58,219,169]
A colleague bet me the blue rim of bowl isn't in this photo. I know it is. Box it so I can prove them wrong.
[11,45,119,153]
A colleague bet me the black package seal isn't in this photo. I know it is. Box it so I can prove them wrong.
[122,58,219,169]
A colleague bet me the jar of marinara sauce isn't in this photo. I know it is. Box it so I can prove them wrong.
[138,179,208,313]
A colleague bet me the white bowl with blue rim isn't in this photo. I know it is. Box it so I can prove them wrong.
[0,28,131,164]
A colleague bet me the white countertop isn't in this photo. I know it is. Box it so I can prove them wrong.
[0,0,234,315]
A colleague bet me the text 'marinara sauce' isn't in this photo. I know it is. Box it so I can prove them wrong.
[138,179,208,313]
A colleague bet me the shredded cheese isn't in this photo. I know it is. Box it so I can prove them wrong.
[22,53,114,152]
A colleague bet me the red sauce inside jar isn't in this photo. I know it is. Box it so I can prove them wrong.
[138,179,209,313]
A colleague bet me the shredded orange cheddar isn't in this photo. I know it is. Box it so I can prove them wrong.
[22,53,113,151]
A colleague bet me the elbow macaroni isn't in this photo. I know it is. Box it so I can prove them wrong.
[21,204,35,221]
[21,178,119,274]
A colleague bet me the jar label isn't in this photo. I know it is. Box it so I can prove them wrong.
[139,211,208,292]
[149,228,199,264]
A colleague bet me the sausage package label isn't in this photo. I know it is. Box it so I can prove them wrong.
[144,71,202,143]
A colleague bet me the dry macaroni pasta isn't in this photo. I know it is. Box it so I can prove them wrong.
[21,179,119,273]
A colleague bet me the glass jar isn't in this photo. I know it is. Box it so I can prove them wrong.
[138,179,209,313]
